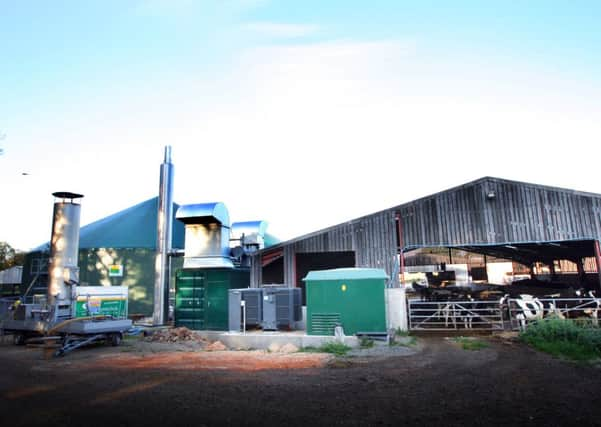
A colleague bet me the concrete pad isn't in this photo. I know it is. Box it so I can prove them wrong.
[196,330,359,350]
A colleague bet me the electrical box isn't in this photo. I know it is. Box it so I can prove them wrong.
[261,287,301,331]
[228,288,263,332]
[304,268,388,336]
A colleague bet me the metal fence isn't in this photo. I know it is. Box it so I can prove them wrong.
[408,299,504,331]
[408,297,601,332]
[506,297,600,331]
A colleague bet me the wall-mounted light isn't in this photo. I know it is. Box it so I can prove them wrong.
[486,190,496,200]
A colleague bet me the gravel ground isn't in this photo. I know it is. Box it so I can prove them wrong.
[1,334,601,426]
[346,337,418,358]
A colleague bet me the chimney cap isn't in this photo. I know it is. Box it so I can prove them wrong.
[52,191,84,200]
[176,202,230,226]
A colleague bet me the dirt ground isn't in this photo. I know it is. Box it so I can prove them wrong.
[1,334,601,427]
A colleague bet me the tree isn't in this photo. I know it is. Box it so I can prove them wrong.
[0,242,25,270]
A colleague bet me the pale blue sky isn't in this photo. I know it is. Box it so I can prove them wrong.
[1,1,600,250]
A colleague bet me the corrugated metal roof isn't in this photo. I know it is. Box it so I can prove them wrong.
[303,268,389,281]
[256,176,601,254]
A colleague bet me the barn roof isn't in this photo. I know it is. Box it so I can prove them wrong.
[257,176,601,254]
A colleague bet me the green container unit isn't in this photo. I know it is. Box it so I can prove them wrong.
[304,268,388,336]
[175,268,250,331]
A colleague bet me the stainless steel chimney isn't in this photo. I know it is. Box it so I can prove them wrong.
[153,146,174,325]
[47,192,83,319]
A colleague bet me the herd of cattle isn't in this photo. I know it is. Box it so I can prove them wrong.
[408,283,601,331]
[505,290,600,330]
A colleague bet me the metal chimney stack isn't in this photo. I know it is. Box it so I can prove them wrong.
[153,146,174,325]
[47,192,83,319]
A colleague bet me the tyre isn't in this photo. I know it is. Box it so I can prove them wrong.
[13,333,26,346]
[110,333,122,347]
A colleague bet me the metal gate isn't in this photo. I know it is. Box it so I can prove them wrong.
[408,299,504,331]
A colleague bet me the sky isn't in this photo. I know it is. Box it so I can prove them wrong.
[1,0,600,251]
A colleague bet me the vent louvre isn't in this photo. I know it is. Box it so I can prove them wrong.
[310,313,341,335]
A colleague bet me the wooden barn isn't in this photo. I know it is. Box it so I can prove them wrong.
[250,177,601,302]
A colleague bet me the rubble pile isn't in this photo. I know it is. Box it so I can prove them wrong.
[145,327,207,343]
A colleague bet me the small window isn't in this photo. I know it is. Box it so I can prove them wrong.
[30,258,48,274]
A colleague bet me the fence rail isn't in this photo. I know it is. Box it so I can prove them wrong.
[506,297,600,331]
[409,297,601,332]
[408,299,504,331]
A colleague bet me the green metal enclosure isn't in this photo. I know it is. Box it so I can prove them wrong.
[304,268,388,336]
[175,268,250,330]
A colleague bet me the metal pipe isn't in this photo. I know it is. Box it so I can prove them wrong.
[153,146,174,325]
[242,300,246,335]
[395,212,405,287]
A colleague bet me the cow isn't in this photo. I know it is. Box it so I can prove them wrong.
[512,294,544,331]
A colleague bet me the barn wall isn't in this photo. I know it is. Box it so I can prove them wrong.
[251,177,601,288]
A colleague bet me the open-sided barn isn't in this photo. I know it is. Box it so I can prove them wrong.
[251,177,601,300]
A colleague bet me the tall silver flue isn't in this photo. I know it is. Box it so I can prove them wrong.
[153,146,174,325]
[47,192,83,317]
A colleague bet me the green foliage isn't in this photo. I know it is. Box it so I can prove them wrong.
[359,337,375,348]
[301,342,351,356]
[319,342,352,356]
[390,329,416,347]
[452,336,489,351]
[0,242,25,270]
[390,335,417,347]
[520,318,601,361]
[394,328,410,337]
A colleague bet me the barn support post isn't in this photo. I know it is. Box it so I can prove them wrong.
[594,240,601,291]
[483,254,488,280]
[577,257,586,287]
[395,212,408,332]
[549,261,557,280]
[395,213,406,287]
[292,252,297,289]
